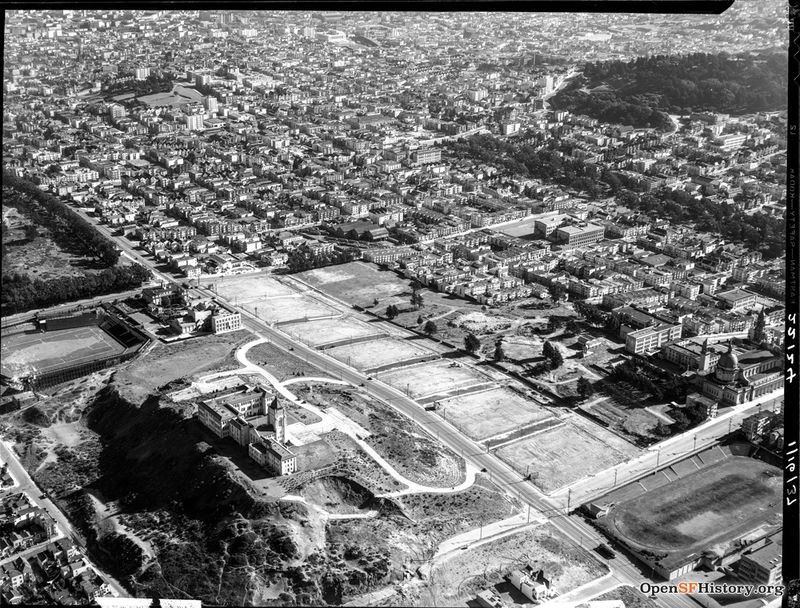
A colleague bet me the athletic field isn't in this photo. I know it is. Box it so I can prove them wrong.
[1,325,124,379]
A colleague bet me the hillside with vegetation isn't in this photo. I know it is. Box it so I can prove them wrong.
[551,52,785,127]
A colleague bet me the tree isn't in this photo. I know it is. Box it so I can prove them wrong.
[542,341,563,369]
[373,297,380,307]
[654,421,671,437]
[464,333,481,354]
[493,340,505,362]
[411,292,424,310]
[542,341,556,361]
[417,315,424,325]
[423,320,438,336]
[565,319,580,335]
[385,304,399,320]
[752,309,766,344]
[550,347,564,369]
[671,410,690,433]
[577,377,593,399]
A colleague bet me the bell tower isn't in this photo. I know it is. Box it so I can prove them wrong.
[268,395,286,444]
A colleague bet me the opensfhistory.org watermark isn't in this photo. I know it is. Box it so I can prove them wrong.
[640,581,785,597]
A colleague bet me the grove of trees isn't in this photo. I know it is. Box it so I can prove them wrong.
[2,265,152,315]
[4,174,121,266]
[286,244,357,273]
[551,52,785,126]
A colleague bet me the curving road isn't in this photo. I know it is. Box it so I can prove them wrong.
[67,204,764,607]
[198,337,478,498]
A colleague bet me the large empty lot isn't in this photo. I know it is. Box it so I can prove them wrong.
[213,272,298,303]
[251,296,339,324]
[296,262,411,308]
[378,359,492,399]
[610,456,782,552]
[283,317,382,348]
[325,337,434,371]
[437,387,556,441]
[1,325,124,379]
[496,422,640,493]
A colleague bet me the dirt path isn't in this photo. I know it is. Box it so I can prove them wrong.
[86,489,155,559]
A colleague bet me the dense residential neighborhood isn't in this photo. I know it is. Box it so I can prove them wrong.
[0,6,791,608]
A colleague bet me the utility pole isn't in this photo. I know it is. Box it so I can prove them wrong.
[613,468,618,486]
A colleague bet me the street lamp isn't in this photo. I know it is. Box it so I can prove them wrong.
[693,434,698,450]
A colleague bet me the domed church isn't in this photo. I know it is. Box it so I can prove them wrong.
[700,341,782,407]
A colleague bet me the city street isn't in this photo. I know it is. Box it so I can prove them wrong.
[0,440,127,596]
[61,206,782,608]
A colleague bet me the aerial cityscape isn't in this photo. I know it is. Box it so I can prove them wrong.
[0,5,794,608]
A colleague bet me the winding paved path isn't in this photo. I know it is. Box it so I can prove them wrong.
[198,337,478,498]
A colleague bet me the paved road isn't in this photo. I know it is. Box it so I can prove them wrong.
[556,389,784,507]
[66,205,756,607]
[0,440,127,596]
[192,286,683,605]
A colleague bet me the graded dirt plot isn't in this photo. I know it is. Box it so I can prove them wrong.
[284,317,382,348]
[296,261,411,308]
[497,422,639,493]
[379,359,491,399]
[115,332,251,402]
[325,338,434,371]
[212,272,297,303]
[252,296,339,324]
[438,387,555,441]
[245,341,324,380]
[1,325,125,379]
[418,523,607,608]
[611,456,782,552]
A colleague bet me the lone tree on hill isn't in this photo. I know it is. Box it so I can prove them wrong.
[386,304,399,320]
[423,320,438,336]
[577,376,593,399]
[494,340,505,362]
[464,333,481,354]
[542,340,564,368]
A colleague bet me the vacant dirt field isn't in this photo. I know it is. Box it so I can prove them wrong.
[246,341,325,380]
[437,387,555,442]
[249,295,340,325]
[418,523,608,607]
[296,262,412,308]
[115,332,252,402]
[496,421,639,493]
[212,271,297,303]
[325,337,435,371]
[284,316,382,347]
[379,360,492,400]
